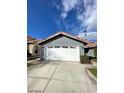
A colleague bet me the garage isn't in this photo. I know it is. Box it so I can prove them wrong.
[39,32,90,62]
[45,46,80,61]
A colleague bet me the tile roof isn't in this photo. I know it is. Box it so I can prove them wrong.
[27,36,41,43]
[84,42,97,48]
[38,31,91,44]
[27,36,36,41]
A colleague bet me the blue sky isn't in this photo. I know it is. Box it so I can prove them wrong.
[27,0,97,42]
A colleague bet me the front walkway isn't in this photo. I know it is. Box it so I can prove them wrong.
[27,62,96,93]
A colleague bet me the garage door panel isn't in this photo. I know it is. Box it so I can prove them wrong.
[45,46,80,61]
[60,48,79,61]
[46,48,62,60]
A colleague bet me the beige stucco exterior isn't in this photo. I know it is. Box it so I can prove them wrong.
[27,42,39,56]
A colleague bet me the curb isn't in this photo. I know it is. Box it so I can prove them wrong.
[27,58,40,63]
[27,64,39,70]
[85,68,97,84]
[90,60,97,66]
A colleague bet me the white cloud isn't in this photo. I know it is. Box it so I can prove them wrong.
[53,0,97,41]
[77,0,97,36]
[59,0,97,32]
[60,0,81,19]
[84,9,97,30]
[78,31,97,41]
[56,5,60,10]
[83,0,96,27]
[60,12,67,19]
[77,13,84,21]
[62,0,80,12]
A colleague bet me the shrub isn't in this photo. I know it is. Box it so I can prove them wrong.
[80,55,90,64]
[94,47,97,58]
[27,63,33,67]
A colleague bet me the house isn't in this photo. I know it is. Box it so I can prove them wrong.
[84,42,97,58]
[38,32,96,62]
[27,36,39,57]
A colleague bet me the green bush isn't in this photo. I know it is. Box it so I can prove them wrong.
[27,63,33,67]
[80,55,89,64]
[94,47,97,58]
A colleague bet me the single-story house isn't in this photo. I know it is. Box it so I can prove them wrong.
[27,36,39,57]
[38,32,96,62]
[84,42,97,58]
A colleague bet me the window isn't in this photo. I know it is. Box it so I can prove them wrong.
[35,46,38,53]
[54,46,60,48]
[62,46,68,48]
[35,49,38,53]
[70,46,76,49]
[84,48,89,53]
[48,46,53,48]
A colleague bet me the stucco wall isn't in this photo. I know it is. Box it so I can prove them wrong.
[29,44,34,54]
[28,43,39,56]
[39,36,85,55]
[86,48,95,57]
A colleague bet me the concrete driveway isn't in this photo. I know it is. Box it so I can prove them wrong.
[27,62,96,93]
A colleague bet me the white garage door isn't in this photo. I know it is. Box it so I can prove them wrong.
[45,46,80,61]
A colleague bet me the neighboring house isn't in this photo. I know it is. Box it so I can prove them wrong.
[38,32,95,62]
[84,42,97,58]
[27,36,39,57]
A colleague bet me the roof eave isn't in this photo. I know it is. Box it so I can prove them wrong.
[38,32,90,44]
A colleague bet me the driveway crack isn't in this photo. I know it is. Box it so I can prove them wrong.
[42,63,60,93]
